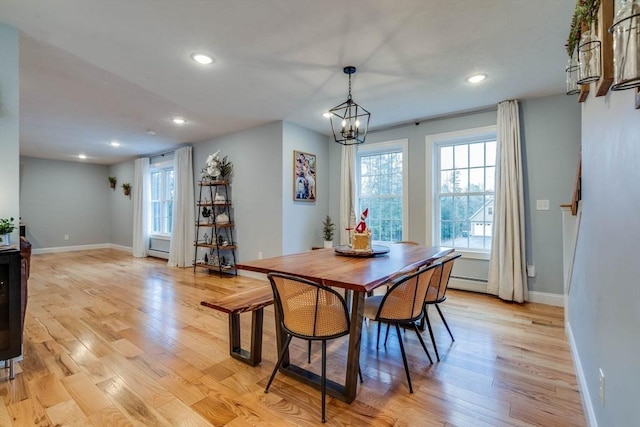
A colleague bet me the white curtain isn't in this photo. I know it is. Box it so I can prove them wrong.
[339,145,357,245]
[132,157,150,258]
[168,146,195,267]
[487,100,528,302]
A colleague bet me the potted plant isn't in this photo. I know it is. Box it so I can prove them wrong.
[0,217,15,246]
[322,215,335,248]
[121,182,132,196]
[219,155,234,182]
[108,176,117,189]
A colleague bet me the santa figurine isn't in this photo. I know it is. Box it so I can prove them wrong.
[355,208,368,233]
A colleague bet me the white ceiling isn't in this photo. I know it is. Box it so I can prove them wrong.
[0,0,575,165]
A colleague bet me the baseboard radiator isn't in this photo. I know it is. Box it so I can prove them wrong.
[448,276,488,293]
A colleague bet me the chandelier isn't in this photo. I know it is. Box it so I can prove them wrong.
[329,66,370,145]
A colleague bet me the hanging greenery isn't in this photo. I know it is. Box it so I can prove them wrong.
[566,0,601,56]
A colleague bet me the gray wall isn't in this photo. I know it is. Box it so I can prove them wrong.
[282,121,330,254]
[569,89,639,426]
[329,94,581,295]
[521,94,582,293]
[108,160,134,247]
[0,23,20,240]
[19,156,110,249]
[193,121,284,263]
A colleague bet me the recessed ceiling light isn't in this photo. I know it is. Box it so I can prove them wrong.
[322,112,332,118]
[172,117,186,125]
[467,74,487,84]
[78,154,87,159]
[146,129,156,135]
[110,140,121,147]
[191,53,214,65]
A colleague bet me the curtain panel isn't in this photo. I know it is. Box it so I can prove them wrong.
[487,100,528,303]
[339,145,356,245]
[132,157,150,258]
[168,146,195,267]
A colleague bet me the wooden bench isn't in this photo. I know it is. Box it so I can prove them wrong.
[201,284,274,366]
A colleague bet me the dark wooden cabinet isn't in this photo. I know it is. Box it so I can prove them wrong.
[0,249,22,379]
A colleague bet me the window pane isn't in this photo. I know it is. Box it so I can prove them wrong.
[469,143,484,167]
[486,167,495,192]
[469,167,485,192]
[455,169,468,193]
[454,144,468,168]
[151,171,161,200]
[486,141,497,166]
[441,170,454,193]
[165,170,175,199]
[151,202,161,233]
[440,146,453,169]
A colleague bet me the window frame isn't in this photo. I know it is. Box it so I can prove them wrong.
[149,160,174,238]
[356,138,409,243]
[427,126,497,259]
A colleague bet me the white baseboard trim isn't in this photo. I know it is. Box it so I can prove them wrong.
[528,290,564,307]
[566,321,597,427]
[32,243,132,255]
[449,278,564,307]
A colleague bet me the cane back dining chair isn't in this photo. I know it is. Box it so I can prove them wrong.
[265,272,353,423]
[363,262,439,393]
[422,253,461,361]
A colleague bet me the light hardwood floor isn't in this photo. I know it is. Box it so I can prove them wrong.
[1,249,586,426]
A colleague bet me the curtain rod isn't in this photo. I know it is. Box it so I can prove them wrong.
[369,104,498,133]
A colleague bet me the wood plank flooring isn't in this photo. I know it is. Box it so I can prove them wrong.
[0,249,586,426]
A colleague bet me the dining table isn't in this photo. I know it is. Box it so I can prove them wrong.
[236,242,454,403]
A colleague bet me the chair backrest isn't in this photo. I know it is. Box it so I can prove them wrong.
[268,272,350,340]
[425,253,461,304]
[376,262,439,322]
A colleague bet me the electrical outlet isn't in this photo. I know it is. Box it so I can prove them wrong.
[599,368,605,405]
[527,264,536,277]
[64,234,69,241]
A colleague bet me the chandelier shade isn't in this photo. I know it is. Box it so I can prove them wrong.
[329,66,370,145]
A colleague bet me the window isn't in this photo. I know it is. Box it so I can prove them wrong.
[150,164,174,235]
[356,139,408,242]
[432,127,496,252]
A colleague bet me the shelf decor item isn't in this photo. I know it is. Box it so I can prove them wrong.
[108,176,117,189]
[566,51,581,95]
[609,0,640,90]
[577,26,602,84]
[0,217,15,246]
[121,182,131,196]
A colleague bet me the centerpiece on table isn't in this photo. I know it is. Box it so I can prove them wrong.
[351,208,371,252]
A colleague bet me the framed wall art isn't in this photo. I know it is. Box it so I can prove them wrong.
[293,150,316,202]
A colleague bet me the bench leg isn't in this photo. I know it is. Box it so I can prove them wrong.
[228,308,264,366]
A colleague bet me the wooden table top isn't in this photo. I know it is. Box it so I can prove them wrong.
[236,243,454,293]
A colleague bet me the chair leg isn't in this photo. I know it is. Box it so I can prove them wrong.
[321,340,327,423]
[308,340,312,363]
[395,323,413,393]
[376,322,381,349]
[384,322,391,347]
[412,321,434,364]
[435,304,454,341]
[424,311,440,361]
[358,365,364,383]
[265,334,293,393]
